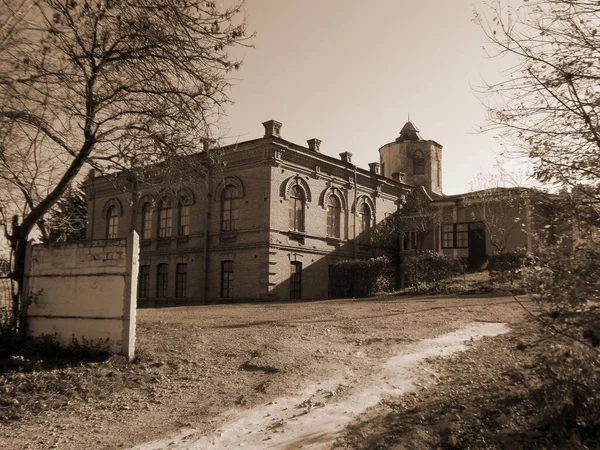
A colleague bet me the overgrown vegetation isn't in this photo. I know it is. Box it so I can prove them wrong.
[329,256,396,298]
[487,247,530,284]
[401,251,465,293]
[521,242,600,347]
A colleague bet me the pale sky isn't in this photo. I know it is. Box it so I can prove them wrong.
[220,0,520,195]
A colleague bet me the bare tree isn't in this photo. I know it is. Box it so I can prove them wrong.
[475,1,600,210]
[373,187,437,253]
[0,0,251,329]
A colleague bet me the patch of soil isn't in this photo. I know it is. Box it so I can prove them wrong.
[0,295,526,449]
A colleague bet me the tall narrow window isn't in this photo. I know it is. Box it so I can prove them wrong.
[413,151,425,175]
[289,186,305,232]
[178,203,190,236]
[290,262,302,299]
[456,223,469,248]
[106,205,119,239]
[158,199,173,238]
[156,263,169,297]
[138,265,150,298]
[359,203,371,244]
[403,231,418,251]
[141,202,152,240]
[221,186,239,232]
[175,263,187,298]
[442,224,454,248]
[327,196,341,238]
[221,260,234,298]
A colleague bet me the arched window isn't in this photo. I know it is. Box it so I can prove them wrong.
[413,151,425,175]
[141,202,152,240]
[289,186,305,232]
[358,203,371,244]
[327,195,341,238]
[221,185,239,232]
[158,199,173,238]
[106,205,119,239]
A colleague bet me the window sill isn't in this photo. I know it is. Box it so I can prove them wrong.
[157,238,172,247]
[220,230,238,241]
[288,230,306,244]
[326,236,342,246]
[140,239,152,247]
[177,235,190,243]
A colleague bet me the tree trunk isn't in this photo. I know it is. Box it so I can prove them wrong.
[9,225,28,336]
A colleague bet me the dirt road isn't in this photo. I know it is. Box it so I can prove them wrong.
[0,295,527,449]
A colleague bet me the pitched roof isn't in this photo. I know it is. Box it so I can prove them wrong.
[396,121,423,142]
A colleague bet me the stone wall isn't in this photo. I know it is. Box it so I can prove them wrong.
[24,232,139,357]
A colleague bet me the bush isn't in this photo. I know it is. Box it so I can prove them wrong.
[487,248,530,284]
[530,343,600,445]
[329,256,396,298]
[401,251,463,292]
[522,243,600,310]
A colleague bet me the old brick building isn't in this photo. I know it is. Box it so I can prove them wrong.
[85,120,410,304]
[380,122,571,267]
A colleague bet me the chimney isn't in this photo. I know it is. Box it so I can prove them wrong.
[307,138,321,152]
[339,152,352,163]
[262,120,282,138]
[368,162,380,175]
[391,172,405,182]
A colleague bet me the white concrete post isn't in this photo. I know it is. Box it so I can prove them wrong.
[122,231,139,360]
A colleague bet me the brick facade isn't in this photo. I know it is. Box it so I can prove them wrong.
[85,121,410,305]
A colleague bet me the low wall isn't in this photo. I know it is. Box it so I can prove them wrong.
[23,232,139,358]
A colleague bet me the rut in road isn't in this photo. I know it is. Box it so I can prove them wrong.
[132,322,509,450]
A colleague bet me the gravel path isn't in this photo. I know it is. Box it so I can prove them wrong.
[0,295,527,449]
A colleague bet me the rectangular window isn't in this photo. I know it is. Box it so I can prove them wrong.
[402,231,418,251]
[159,206,172,238]
[442,223,472,248]
[221,260,233,298]
[142,205,152,240]
[179,205,190,236]
[290,262,302,300]
[156,263,168,297]
[222,198,238,231]
[442,224,454,248]
[175,263,187,298]
[138,265,150,298]
[456,223,469,248]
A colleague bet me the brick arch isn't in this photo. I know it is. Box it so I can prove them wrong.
[177,187,195,205]
[282,176,312,202]
[319,186,347,211]
[136,194,156,212]
[352,195,375,215]
[101,198,123,218]
[214,176,244,201]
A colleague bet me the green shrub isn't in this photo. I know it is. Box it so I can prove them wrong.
[487,248,530,284]
[401,251,463,292]
[329,256,396,298]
